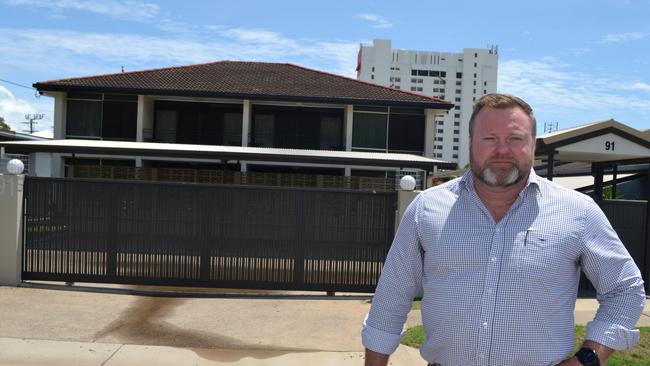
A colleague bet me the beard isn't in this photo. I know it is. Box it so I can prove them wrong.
[474,163,523,187]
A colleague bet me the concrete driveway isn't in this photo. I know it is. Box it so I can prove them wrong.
[0,284,373,352]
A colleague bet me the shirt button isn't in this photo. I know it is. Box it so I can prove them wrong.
[482,322,488,327]
[490,257,496,262]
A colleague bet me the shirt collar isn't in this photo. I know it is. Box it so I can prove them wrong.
[459,168,542,196]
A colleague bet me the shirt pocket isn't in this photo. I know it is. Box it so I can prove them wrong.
[515,230,575,281]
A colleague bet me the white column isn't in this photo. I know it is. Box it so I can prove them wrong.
[344,104,353,151]
[52,92,66,177]
[0,174,24,285]
[241,100,251,172]
[137,95,153,142]
[31,153,53,177]
[136,96,153,169]
[425,108,438,158]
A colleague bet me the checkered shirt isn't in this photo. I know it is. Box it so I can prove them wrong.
[362,170,645,366]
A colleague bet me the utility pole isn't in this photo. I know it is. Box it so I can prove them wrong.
[22,114,44,134]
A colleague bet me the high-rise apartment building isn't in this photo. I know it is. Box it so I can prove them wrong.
[357,39,498,167]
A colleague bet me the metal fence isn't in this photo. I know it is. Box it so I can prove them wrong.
[22,176,396,292]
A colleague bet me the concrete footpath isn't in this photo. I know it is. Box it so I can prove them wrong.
[0,284,649,366]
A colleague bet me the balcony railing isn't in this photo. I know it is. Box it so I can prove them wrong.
[67,165,396,191]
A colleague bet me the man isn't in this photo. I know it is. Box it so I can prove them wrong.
[362,94,645,366]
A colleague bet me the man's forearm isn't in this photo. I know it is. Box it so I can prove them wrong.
[365,348,390,366]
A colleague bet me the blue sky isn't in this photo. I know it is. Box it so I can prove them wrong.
[0,0,649,137]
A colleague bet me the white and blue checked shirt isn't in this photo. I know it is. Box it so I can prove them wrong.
[363,170,645,366]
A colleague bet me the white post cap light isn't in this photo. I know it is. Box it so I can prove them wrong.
[399,175,416,190]
[6,159,25,175]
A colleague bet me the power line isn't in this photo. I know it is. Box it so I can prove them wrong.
[0,78,36,90]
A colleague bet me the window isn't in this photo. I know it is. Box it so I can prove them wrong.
[411,70,417,76]
[437,120,444,125]
[484,81,487,86]
[455,97,461,102]
[411,87,417,91]
[473,81,477,86]
[371,67,375,72]
[430,71,440,77]
[418,70,428,76]
[456,81,462,86]
[157,100,243,146]
[453,129,460,134]
[454,121,460,126]
[66,99,102,138]
[475,53,478,57]
[453,137,459,142]
[441,71,446,77]
[434,79,440,84]
[454,113,461,118]
[440,80,446,85]
[388,108,425,153]
[436,137,443,141]
[439,88,445,93]
[436,153,443,158]
[473,89,477,94]
[484,90,487,94]
[453,154,458,159]
[371,75,374,79]
[455,89,461,94]
[454,106,460,110]
[66,93,137,141]
[453,146,459,151]
[474,62,477,67]
[456,72,463,78]
[352,111,387,150]
[474,73,477,78]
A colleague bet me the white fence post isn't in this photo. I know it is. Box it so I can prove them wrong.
[0,174,24,285]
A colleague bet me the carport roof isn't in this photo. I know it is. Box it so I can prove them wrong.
[0,139,456,171]
[535,119,650,163]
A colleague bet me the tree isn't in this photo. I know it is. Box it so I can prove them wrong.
[0,116,10,131]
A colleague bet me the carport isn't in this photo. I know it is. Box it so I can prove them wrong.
[535,119,650,291]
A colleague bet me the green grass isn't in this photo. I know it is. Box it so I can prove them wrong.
[402,325,650,366]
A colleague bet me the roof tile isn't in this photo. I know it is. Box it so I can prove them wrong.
[34,61,452,108]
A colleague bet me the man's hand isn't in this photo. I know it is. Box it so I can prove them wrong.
[364,348,390,366]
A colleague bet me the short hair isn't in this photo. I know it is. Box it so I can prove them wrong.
[468,93,537,138]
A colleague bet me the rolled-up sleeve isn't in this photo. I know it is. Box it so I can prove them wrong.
[580,199,646,350]
[362,194,424,355]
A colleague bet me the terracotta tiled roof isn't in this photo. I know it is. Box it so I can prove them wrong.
[34,61,453,109]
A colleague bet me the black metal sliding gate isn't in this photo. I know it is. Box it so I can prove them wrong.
[22,177,396,293]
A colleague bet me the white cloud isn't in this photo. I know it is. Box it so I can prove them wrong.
[0,85,41,131]
[6,0,159,20]
[498,59,650,122]
[0,27,360,78]
[620,82,650,91]
[356,13,393,29]
[601,32,648,43]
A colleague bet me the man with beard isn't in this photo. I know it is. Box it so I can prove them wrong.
[362,94,645,366]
